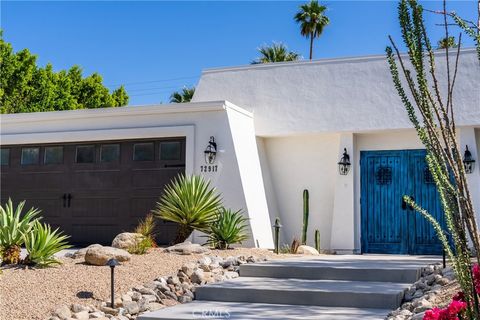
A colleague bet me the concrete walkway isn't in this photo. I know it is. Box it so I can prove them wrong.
[139,255,442,320]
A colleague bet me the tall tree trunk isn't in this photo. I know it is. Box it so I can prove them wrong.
[309,33,314,60]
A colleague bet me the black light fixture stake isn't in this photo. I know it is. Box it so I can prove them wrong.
[272,218,282,254]
[106,258,120,308]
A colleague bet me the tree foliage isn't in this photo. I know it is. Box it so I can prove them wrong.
[437,36,458,49]
[294,0,329,60]
[0,31,129,114]
[170,86,195,103]
[386,0,480,317]
[252,42,300,64]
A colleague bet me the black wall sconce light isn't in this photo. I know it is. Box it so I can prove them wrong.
[204,136,217,164]
[463,145,476,174]
[338,148,351,175]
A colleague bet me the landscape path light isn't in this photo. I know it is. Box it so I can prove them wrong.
[273,218,282,254]
[106,258,120,309]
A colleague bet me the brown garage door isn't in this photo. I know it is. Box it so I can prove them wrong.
[0,138,185,246]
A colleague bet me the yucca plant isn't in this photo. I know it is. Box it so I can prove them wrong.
[153,174,222,244]
[22,221,71,267]
[0,199,41,264]
[206,208,249,249]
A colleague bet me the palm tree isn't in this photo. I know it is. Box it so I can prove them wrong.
[170,86,195,103]
[252,42,300,64]
[294,0,330,60]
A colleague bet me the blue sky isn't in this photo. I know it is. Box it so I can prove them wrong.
[1,1,477,105]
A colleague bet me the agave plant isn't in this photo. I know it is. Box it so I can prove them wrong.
[206,208,249,250]
[22,221,71,267]
[0,199,41,264]
[153,174,222,244]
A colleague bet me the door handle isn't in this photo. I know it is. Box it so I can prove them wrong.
[67,193,72,208]
[62,193,67,208]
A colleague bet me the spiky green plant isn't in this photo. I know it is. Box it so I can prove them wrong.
[206,208,249,250]
[129,213,157,254]
[153,174,222,244]
[0,199,40,264]
[387,0,480,317]
[301,189,309,245]
[314,229,320,252]
[22,221,71,267]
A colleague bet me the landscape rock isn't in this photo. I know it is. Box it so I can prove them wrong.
[72,310,89,320]
[148,302,164,311]
[71,244,102,259]
[296,245,320,255]
[84,246,131,266]
[111,233,145,250]
[122,301,140,315]
[165,241,210,255]
[53,306,71,320]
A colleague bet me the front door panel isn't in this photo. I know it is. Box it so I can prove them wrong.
[361,149,445,255]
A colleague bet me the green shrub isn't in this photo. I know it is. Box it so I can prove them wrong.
[23,220,71,267]
[206,208,249,250]
[279,244,292,254]
[128,237,155,255]
[0,199,40,264]
[153,174,222,244]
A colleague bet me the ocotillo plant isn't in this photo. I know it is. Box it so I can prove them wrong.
[315,229,320,252]
[301,189,309,245]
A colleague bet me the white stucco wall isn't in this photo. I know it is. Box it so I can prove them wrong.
[261,134,339,249]
[0,101,274,248]
[193,49,479,137]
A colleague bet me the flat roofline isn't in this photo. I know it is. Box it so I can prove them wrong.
[0,100,252,124]
[202,48,477,74]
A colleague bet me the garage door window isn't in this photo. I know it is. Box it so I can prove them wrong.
[21,147,40,165]
[44,146,64,164]
[160,141,181,160]
[76,145,95,163]
[0,149,10,166]
[101,144,120,163]
[133,143,154,161]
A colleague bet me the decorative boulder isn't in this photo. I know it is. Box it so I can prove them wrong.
[84,245,131,266]
[297,245,320,255]
[165,241,210,255]
[71,244,102,259]
[111,232,144,250]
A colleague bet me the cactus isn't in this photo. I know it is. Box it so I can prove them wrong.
[302,189,309,245]
[315,229,320,252]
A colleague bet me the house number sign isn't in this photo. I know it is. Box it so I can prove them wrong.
[200,165,218,173]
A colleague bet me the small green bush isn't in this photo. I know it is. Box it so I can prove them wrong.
[206,208,249,250]
[23,220,71,267]
[0,199,41,264]
[128,237,155,255]
[128,213,157,254]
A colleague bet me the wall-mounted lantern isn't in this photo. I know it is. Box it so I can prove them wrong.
[338,148,351,175]
[463,145,476,174]
[272,218,282,254]
[204,136,217,164]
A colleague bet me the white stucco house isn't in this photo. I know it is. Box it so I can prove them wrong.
[1,48,479,255]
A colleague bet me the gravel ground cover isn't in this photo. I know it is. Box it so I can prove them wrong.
[0,248,291,320]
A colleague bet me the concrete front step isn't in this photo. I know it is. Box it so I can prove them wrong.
[240,261,420,283]
[138,301,390,320]
[195,277,410,309]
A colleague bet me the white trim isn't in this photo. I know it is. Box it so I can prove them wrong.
[1,125,196,174]
[0,100,229,124]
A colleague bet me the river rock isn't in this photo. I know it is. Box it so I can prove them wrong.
[111,232,144,250]
[84,245,131,266]
[296,245,320,255]
[165,241,210,254]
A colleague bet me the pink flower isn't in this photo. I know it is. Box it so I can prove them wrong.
[423,297,467,320]
[452,291,465,302]
[473,264,480,294]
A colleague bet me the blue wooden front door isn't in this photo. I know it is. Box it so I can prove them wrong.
[361,150,445,255]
